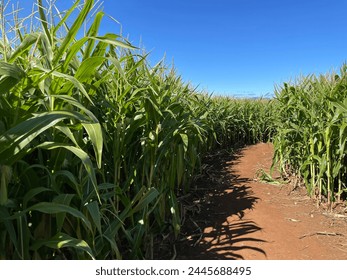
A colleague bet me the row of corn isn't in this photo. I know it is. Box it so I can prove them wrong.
[273,65,347,205]
[0,0,276,259]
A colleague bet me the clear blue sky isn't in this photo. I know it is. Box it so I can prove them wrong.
[17,0,347,97]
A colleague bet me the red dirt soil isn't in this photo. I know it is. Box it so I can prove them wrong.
[176,143,347,260]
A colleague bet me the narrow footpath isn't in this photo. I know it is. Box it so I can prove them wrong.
[177,143,347,259]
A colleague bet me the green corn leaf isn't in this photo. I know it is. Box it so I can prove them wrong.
[53,170,81,197]
[36,142,100,203]
[179,133,189,151]
[51,95,98,121]
[37,0,52,46]
[38,32,54,68]
[49,70,93,104]
[29,202,91,230]
[7,202,92,233]
[86,200,102,235]
[54,126,79,147]
[0,76,21,93]
[31,232,95,260]
[103,234,122,259]
[53,0,81,36]
[108,56,125,78]
[90,38,108,57]
[53,0,94,65]
[132,187,159,213]
[330,99,347,114]
[0,62,25,94]
[22,187,53,209]
[168,189,180,236]
[62,37,89,72]
[0,110,91,165]
[82,123,103,169]
[89,34,136,50]
[74,56,107,83]
[83,11,105,60]
[53,194,75,232]
[8,33,40,63]
[0,62,25,80]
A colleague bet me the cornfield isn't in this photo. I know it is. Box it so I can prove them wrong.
[0,0,276,259]
[273,65,347,205]
[3,0,346,261]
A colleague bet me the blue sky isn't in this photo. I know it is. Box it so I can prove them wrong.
[17,0,347,97]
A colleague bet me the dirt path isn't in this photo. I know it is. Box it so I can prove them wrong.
[176,143,347,259]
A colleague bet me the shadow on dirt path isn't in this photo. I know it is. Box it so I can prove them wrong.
[176,143,347,260]
[176,149,266,259]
